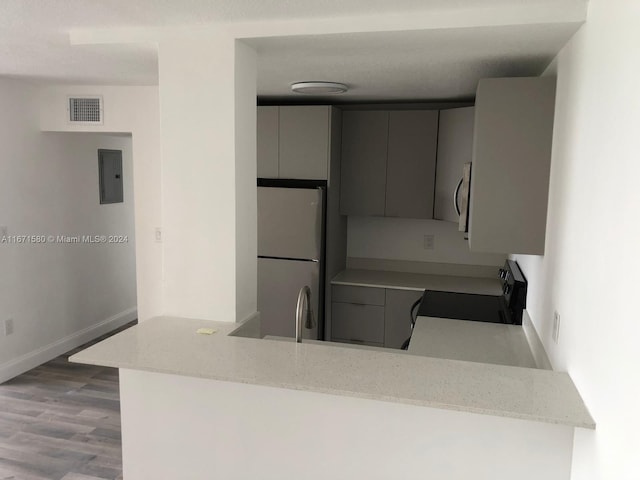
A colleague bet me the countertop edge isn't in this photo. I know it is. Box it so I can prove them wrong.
[69,353,595,429]
[331,279,422,291]
[330,269,504,295]
[69,316,595,430]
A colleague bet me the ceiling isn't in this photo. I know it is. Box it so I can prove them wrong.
[249,23,581,103]
[0,0,586,100]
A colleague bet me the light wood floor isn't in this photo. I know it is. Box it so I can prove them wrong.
[0,322,135,480]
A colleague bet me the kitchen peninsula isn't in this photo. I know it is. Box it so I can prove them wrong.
[71,316,594,480]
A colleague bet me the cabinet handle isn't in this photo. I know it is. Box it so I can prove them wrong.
[349,338,365,343]
[454,177,464,216]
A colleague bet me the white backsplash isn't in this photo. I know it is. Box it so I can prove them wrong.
[347,216,506,267]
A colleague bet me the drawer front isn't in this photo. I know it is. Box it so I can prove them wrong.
[331,303,385,344]
[332,285,385,306]
[331,338,384,348]
[384,289,424,349]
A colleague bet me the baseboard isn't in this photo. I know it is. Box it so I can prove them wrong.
[522,309,553,371]
[0,307,137,384]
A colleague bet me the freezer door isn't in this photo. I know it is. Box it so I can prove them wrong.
[258,187,323,260]
[258,257,320,339]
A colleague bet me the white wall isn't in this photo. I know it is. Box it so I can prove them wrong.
[348,216,506,267]
[0,78,137,381]
[120,369,574,480]
[37,38,257,326]
[157,34,257,322]
[512,1,640,478]
[234,40,258,323]
[39,85,162,323]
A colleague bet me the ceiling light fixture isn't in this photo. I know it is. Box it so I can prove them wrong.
[291,81,348,94]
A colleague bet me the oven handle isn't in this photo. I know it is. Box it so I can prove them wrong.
[410,297,422,328]
[454,177,464,216]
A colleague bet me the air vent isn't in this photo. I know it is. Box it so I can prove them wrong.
[68,96,103,124]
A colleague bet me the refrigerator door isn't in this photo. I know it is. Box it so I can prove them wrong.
[258,187,323,261]
[258,257,320,339]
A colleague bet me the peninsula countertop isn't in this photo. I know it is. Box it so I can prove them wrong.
[331,269,503,295]
[70,316,594,429]
[408,316,538,368]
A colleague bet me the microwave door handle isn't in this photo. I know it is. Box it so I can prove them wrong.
[454,177,464,216]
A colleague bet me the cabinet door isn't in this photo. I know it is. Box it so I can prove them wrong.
[332,285,385,306]
[257,106,279,178]
[384,289,424,349]
[434,107,475,223]
[385,110,439,219]
[470,77,555,254]
[340,111,389,216]
[279,106,329,180]
[331,303,385,345]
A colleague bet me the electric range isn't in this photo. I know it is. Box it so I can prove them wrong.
[416,260,527,325]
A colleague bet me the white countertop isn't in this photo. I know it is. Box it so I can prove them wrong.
[70,316,594,429]
[331,269,503,295]
[408,317,537,368]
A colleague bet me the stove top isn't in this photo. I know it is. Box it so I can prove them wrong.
[416,260,527,325]
[417,291,511,323]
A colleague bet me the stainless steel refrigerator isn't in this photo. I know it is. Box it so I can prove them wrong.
[257,184,325,339]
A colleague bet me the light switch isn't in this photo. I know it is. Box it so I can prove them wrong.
[4,318,14,336]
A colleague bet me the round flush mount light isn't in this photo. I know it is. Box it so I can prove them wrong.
[291,81,348,94]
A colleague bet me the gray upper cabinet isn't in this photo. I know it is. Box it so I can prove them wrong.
[434,106,475,223]
[340,109,438,219]
[469,77,556,255]
[257,106,279,178]
[386,110,439,219]
[256,105,330,180]
[279,106,330,180]
[339,111,389,216]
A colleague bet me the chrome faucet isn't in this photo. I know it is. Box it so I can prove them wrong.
[295,286,315,343]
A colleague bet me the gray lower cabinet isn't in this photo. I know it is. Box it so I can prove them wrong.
[331,285,385,346]
[383,289,424,349]
[331,285,424,349]
[332,284,385,306]
[331,303,385,346]
[340,109,439,219]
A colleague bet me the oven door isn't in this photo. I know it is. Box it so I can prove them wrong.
[455,162,472,233]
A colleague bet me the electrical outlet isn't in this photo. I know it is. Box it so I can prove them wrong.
[155,228,162,243]
[423,234,435,250]
[552,311,560,344]
[4,318,14,336]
